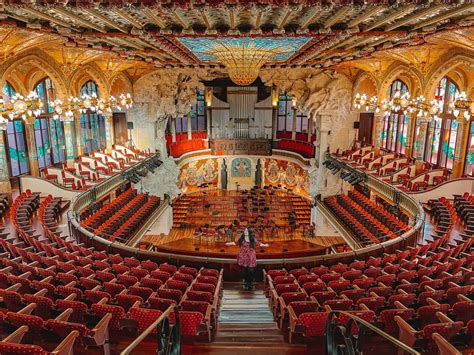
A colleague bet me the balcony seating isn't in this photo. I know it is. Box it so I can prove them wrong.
[275,139,314,158]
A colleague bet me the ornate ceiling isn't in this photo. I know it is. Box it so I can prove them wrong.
[0,1,473,73]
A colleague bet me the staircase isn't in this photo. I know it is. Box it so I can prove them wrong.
[182,282,306,355]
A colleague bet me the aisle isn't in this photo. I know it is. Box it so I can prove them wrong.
[182,282,306,355]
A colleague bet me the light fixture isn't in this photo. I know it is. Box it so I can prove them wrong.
[50,93,133,120]
[353,90,473,122]
[0,92,43,123]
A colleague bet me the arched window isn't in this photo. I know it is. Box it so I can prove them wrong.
[33,77,66,167]
[5,120,29,176]
[2,81,15,103]
[80,80,106,154]
[277,91,309,141]
[424,76,460,169]
[34,77,56,114]
[381,80,409,154]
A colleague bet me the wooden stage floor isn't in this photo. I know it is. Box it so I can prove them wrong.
[149,237,341,259]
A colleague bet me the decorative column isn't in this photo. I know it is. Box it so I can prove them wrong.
[170,117,176,143]
[74,113,83,156]
[63,118,76,161]
[206,108,212,140]
[404,114,416,157]
[291,107,297,140]
[414,121,428,160]
[0,123,11,193]
[24,118,39,176]
[452,119,469,177]
[104,113,114,152]
[307,116,313,142]
[373,113,384,147]
[187,113,192,140]
[155,118,169,159]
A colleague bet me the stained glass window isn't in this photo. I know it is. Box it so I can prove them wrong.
[277,91,309,137]
[425,76,460,168]
[6,120,29,176]
[50,118,66,163]
[34,77,56,114]
[464,121,474,177]
[382,80,409,153]
[190,89,206,132]
[2,81,15,103]
[80,80,106,154]
[34,118,52,169]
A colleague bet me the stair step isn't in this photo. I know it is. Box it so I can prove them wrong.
[218,323,279,331]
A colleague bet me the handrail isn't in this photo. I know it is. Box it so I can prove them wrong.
[326,311,420,355]
[120,305,180,355]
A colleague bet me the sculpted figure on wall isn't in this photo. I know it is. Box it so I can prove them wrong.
[261,68,355,197]
[141,156,181,199]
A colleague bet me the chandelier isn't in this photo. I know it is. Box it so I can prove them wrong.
[50,93,133,120]
[354,90,473,122]
[209,38,289,86]
[0,92,43,123]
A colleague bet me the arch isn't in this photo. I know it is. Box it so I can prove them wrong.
[0,49,68,101]
[109,72,134,98]
[378,62,423,100]
[69,63,109,98]
[352,70,378,99]
[424,52,473,99]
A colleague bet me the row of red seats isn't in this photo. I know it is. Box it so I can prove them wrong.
[169,139,207,158]
[110,195,161,242]
[95,193,149,236]
[0,193,224,351]
[276,139,314,158]
[82,188,137,228]
[276,131,316,143]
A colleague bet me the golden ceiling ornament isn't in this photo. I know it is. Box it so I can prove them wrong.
[210,38,288,86]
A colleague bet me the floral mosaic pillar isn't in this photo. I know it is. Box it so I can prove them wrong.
[24,118,39,176]
[452,119,469,177]
[104,113,114,152]
[0,124,11,193]
[404,114,416,157]
[374,113,384,147]
[74,113,83,156]
[414,121,428,160]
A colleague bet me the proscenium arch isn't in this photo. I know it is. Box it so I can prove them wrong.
[0,49,68,101]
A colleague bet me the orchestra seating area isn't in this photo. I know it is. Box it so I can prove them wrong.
[82,188,161,243]
[0,189,224,353]
[172,188,311,238]
[324,190,409,246]
[262,193,473,352]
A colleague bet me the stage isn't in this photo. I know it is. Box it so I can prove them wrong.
[149,238,337,259]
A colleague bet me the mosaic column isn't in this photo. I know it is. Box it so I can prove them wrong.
[24,118,39,176]
[0,123,11,193]
[63,119,76,162]
[374,113,383,147]
[104,113,114,152]
[452,119,469,177]
[291,107,297,140]
[414,121,428,160]
[272,106,278,141]
[404,114,416,157]
[74,113,83,156]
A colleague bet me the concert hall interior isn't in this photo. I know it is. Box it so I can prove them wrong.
[0,1,473,354]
